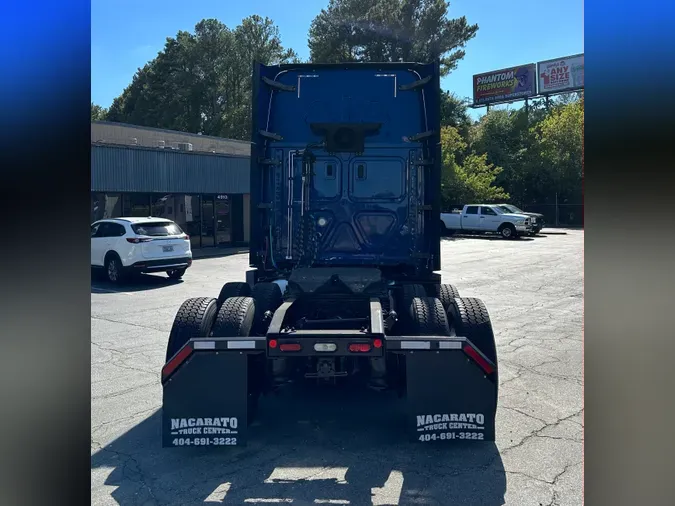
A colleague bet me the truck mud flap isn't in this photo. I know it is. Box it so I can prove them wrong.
[386,336,497,443]
[161,337,266,448]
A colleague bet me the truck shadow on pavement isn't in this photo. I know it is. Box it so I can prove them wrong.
[92,384,506,505]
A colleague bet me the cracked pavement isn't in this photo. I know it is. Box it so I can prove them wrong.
[91,229,583,505]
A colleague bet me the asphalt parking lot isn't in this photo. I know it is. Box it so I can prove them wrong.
[91,229,583,506]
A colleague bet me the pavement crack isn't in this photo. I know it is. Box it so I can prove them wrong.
[92,316,166,333]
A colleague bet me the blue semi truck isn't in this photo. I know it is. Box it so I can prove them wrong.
[160,61,498,446]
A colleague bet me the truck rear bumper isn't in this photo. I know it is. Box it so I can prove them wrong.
[160,334,497,446]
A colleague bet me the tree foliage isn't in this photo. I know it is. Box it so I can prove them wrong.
[91,103,108,121]
[308,0,478,75]
[440,126,508,206]
[469,97,584,208]
[534,99,584,203]
[106,16,298,140]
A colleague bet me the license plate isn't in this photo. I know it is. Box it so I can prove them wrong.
[162,245,174,252]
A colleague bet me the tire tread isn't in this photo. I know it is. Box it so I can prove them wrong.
[166,297,218,361]
[217,282,251,304]
[212,296,256,337]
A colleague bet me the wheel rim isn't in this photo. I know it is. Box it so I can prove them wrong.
[502,227,512,238]
[108,260,118,281]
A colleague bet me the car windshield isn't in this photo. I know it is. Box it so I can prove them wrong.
[132,221,183,236]
[502,205,522,213]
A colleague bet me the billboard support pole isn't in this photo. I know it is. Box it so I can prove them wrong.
[486,104,490,113]
[525,98,529,119]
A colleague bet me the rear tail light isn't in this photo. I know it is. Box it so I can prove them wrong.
[268,339,278,349]
[279,343,301,352]
[462,344,495,375]
[126,237,153,244]
[348,343,371,353]
[373,338,383,349]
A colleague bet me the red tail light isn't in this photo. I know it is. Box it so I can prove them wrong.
[127,237,153,244]
[373,338,383,349]
[268,339,278,349]
[463,344,495,375]
[161,344,193,380]
[279,343,301,352]
[349,343,371,353]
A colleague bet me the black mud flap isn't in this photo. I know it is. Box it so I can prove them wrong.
[386,336,498,443]
[161,337,266,448]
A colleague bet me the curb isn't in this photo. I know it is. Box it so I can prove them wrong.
[192,248,249,259]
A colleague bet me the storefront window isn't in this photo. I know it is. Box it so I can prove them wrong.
[91,193,122,223]
[123,194,151,217]
[201,196,215,247]
[215,194,232,246]
[151,194,176,220]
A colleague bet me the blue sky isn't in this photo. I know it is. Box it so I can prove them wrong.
[91,0,583,120]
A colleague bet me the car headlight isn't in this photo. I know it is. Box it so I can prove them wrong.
[531,217,537,223]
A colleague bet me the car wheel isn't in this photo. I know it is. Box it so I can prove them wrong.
[167,268,186,280]
[499,223,516,239]
[105,255,124,284]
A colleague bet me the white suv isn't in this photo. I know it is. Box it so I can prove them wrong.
[91,217,193,283]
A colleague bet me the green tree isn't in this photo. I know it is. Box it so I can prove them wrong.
[469,109,527,202]
[534,99,584,204]
[440,126,508,208]
[106,16,298,140]
[91,103,107,121]
[308,0,478,76]
[440,91,470,139]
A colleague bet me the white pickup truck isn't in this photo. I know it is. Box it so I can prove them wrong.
[441,204,533,239]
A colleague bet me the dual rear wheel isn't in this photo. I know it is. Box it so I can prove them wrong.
[395,282,498,373]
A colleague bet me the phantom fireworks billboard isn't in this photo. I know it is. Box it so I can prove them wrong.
[472,64,537,106]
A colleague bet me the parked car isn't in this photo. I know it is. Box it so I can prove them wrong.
[497,204,545,235]
[441,204,532,239]
[91,217,192,283]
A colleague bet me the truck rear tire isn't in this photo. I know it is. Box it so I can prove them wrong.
[435,283,461,311]
[211,296,256,337]
[407,296,451,336]
[395,284,427,332]
[217,281,251,305]
[166,297,218,362]
[447,297,497,366]
[399,284,426,309]
[250,282,283,335]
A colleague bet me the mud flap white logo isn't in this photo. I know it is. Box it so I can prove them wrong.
[416,413,485,431]
[170,417,238,435]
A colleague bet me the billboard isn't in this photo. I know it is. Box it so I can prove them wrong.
[473,64,537,105]
[537,54,584,95]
